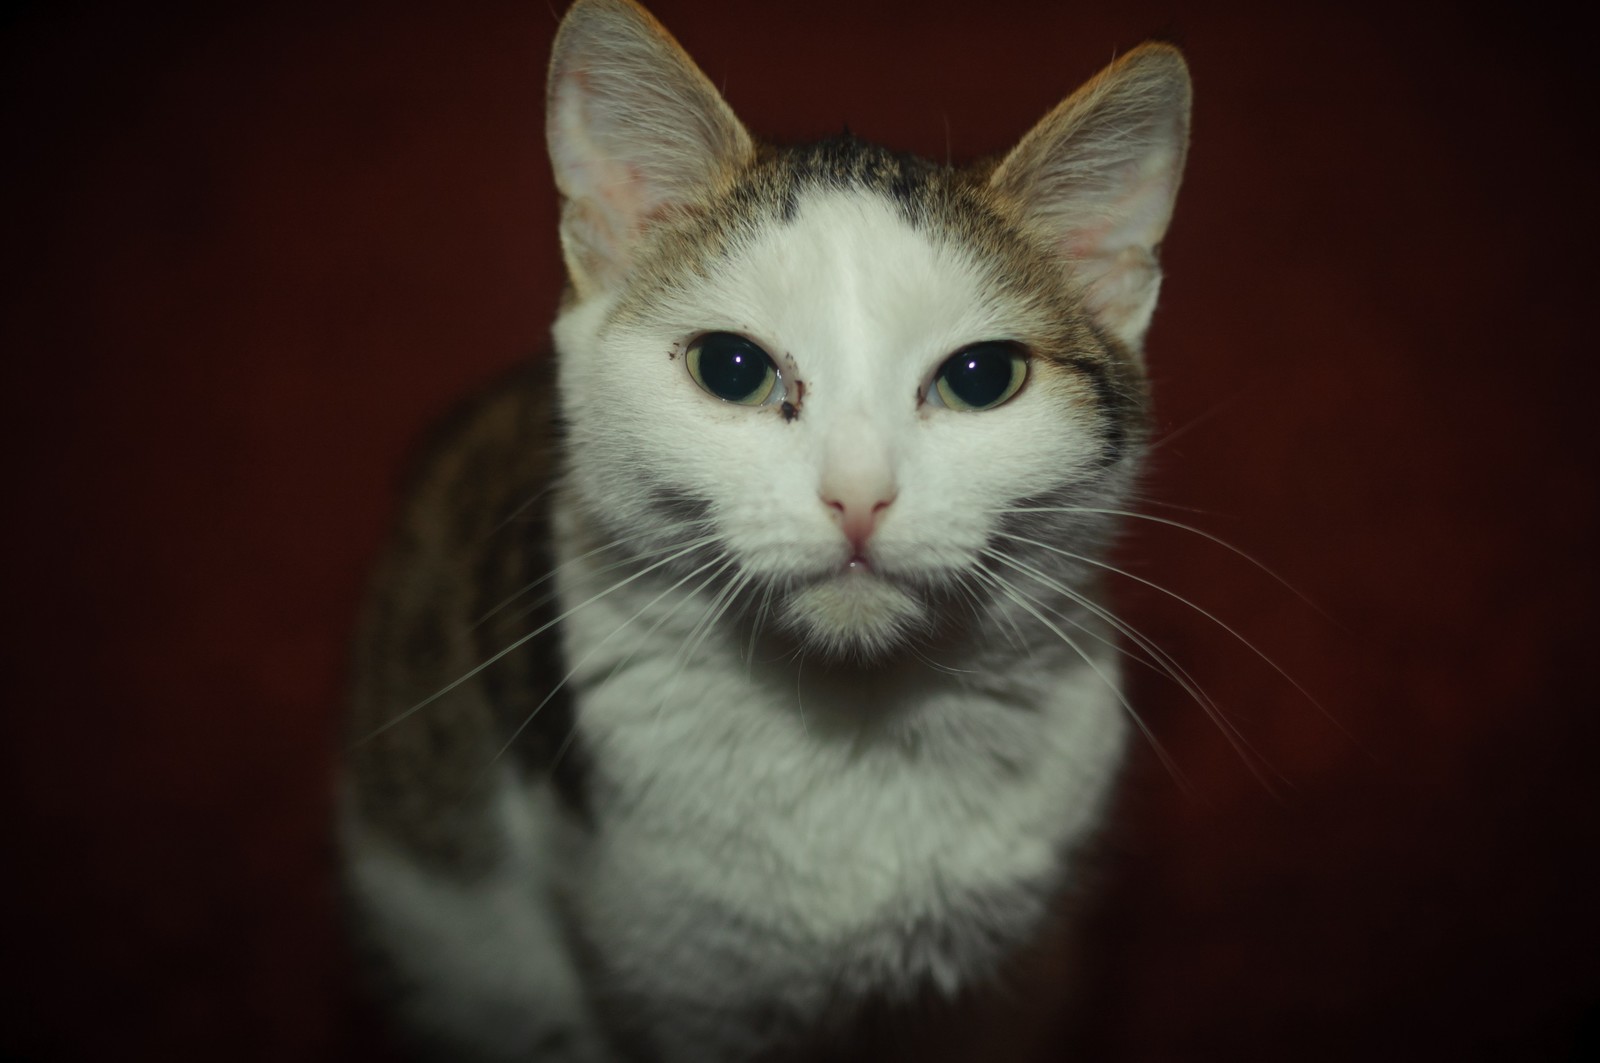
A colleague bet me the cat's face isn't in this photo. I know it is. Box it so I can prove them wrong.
[556,167,1137,658]
[546,0,1187,660]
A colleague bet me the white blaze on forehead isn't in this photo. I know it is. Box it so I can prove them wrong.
[706,188,1005,409]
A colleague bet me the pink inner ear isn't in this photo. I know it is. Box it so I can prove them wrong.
[1040,158,1177,348]
[551,68,692,259]
[600,163,652,232]
[1064,155,1178,261]
[1064,221,1115,261]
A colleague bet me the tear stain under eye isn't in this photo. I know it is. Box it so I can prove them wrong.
[780,377,805,422]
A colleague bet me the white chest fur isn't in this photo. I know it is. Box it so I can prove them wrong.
[549,541,1128,1037]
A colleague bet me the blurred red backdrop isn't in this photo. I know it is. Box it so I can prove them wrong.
[4,1,1596,1059]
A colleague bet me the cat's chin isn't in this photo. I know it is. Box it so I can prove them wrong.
[780,569,927,660]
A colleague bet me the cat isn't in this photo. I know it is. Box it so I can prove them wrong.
[340,0,1190,1059]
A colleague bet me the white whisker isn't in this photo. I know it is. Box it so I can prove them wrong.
[477,482,558,544]
[490,550,733,764]
[954,567,1029,655]
[356,533,722,744]
[744,579,779,671]
[968,565,1190,796]
[1000,504,1327,619]
[984,544,1284,794]
[993,527,1330,729]
[472,519,716,630]
[646,558,752,741]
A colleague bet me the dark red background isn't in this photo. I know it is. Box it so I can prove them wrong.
[5,1,1596,1059]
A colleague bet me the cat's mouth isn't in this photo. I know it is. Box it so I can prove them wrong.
[779,558,926,657]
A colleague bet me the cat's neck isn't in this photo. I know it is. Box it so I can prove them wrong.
[549,497,1128,781]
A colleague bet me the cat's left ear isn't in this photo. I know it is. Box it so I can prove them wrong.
[991,44,1191,354]
[547,0,754,297]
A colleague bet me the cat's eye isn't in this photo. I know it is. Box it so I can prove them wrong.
[686,332,781,406]
[930,342,1028,412]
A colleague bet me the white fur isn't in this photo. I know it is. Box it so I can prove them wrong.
[542,187,1131,1056]
[560,601,1126,1003]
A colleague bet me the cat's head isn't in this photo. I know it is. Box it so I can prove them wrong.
[547,0,1189,661]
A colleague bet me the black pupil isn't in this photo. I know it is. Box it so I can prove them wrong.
[942,345,1016,407]
[698,333,769,400]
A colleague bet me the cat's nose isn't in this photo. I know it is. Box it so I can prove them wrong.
[820,478,896,555]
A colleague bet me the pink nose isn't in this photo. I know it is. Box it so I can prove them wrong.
[822,490,896,555]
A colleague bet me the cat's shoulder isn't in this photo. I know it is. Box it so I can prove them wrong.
[347,354,581,870]
[387,356,561,546]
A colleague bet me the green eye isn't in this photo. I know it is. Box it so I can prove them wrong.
[932,342,1028,411]
[686,332,779,405]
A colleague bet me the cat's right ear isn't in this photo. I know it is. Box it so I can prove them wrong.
[548,0,753,297]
